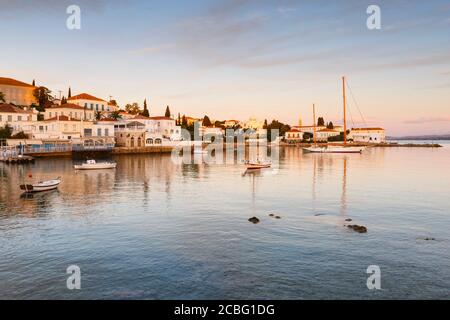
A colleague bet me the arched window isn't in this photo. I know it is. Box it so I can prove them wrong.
[155,138,162,144]
[146,138,153,145]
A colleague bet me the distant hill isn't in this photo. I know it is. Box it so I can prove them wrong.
[387,134,450,141]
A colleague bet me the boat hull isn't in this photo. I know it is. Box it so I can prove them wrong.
[20,179,61,193]
[246,163,271,170]
[303,146,365,154]
[74,163,117,170]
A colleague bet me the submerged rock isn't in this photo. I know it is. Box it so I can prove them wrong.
[269,214,275,217]
[248,217,260,224]
[417,237,436,241]
[346,225,368,233]
[275,216,281,219]
[345,218,352,222]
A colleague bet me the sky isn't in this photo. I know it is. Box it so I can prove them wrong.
[1,0,449,136]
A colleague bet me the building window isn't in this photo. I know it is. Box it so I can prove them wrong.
[18,116,22,121]
[84,128,92,137]
[97,128,102,136]
[49,112,52,118]
[85,103,88,108]
[96,104,99,111]
[90,103,94,110]
[101,105,104,111]
[105,128,109,136]
[8,115,12,122]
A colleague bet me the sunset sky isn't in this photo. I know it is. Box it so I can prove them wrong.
[1,0,449,136]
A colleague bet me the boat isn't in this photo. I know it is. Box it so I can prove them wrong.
[74,159,117,170]
[20,177,61,193]
[246,160,272,170]
[303,77,366,154]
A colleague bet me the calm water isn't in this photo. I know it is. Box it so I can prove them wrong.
[1,143,449,299]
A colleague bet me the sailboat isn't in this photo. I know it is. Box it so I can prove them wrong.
[303,77,365,154]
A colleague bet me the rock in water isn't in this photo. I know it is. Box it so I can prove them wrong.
[269,214,275,217]
[347,225,367,233]
[275,216,281,219]
[345,218,352,222]
[248,217,260,224]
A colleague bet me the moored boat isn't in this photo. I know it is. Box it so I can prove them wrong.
[20,177,61,193]
[246,160,272,170]
[74,159,117,170]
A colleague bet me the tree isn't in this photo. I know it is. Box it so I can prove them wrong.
[110,111,122,120]
[68,87,72,98]
[95,111,102,121]
[327,121,334,129]
[32,79,35,86]
[317,117,325,126]
[11,131,28,139]
[0,91,5,103]
[266,119,291,142]
[177,112,181,125]
[0,124,13,139]
[181,115,188,127]
[125,102,140,115]
[263,119,268,129]
[141,99,149,117]
[61,96,67,104]
[165,105,171,118]
[33,86,53,112]
[202,115,212,127]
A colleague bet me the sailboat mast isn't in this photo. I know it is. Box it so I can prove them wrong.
[342,76,347,145]
[313,103,317,146]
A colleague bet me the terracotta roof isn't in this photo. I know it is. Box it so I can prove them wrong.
[287,129,301,133]
[351,127,384,131]
[132,115,151,120]
[47,103,87,110]
[0,104,34,114]
[68,93,106,102]
[44,115,81,122]
[0,77,35,88]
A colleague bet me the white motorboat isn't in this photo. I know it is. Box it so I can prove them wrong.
[20,177,61,193]
[74,159,117,170]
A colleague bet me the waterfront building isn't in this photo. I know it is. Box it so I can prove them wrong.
[68,93,115,114]
[244,117,263,130]
[0,77,37,106]
[198,126,224,138]
[114,121,147,147]
[0,103,38,136]
[348,127,386,143]
[291,125,326,134]
[44,103,95,121]
[284,129,304,143]
[31,115,115,145]
[125,115,182,141]
[316,128,341,141]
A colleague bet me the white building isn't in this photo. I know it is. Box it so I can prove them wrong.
[0,77,36,106]
[244,117,264,130]
[199,126,223,138]
[44,103,95,121]
[68,93,116,113]
[125,115,182,141]
[316,128,341,141]
[349,128,385,143]
[0,103,38,136]
[284,129,304,142]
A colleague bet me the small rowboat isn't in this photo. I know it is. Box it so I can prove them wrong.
[74,159,117,170]
[20,177,61,193]
[246,160,272,170]
[302,146,365,154]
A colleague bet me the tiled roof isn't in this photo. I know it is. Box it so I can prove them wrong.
[0,77,35,88]
[68,93,106,102]
[0,103,34,114]
[132,114,151,120]
[148,116,173,120]
[317,128,339,132]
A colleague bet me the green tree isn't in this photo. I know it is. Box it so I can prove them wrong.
[125,103,140,115]
[0,124,13,139]
[181,115,188,127]
[32,79,35,86]
[202,115,212,127]
[165,105,171,118]
[317,117,325,126]
[110,111,122,120]
[95,111,102,121]
[33,86,53,112]
[141,99,149,117]
[327,121,334,129]
[68,87,72,98]
[0,91,5,103]
[61,96,67,104]
[177,112,181,125]
[263,119,268,129]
